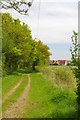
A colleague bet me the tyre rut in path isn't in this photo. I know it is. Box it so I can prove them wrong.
[3,74,31,118]
[3,75,23,103]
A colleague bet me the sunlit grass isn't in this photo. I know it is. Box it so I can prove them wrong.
[2,74,21,98]
[23,73,77,118]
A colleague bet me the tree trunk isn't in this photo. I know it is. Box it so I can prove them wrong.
[32,61,36,71]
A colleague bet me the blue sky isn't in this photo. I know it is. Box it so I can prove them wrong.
[2,0,78,60]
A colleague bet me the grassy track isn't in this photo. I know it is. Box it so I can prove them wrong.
[23,73,77,118]
[2,74,21,98]
[2,66,77,118]
[2,74,28,113]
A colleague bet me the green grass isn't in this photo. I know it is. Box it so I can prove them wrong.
[2,74,21,98]
[2,66,77,118]
[2,74,28,112]
[23,73,77,118]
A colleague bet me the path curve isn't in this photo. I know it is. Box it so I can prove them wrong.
[3,75,23,103]
[3,74,31,118]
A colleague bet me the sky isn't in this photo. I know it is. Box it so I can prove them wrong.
[2,0,79,60]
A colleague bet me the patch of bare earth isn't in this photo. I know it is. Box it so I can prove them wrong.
[3,74,31,118]
[3,75,23,103]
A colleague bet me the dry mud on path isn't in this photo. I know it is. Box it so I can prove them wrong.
[3,75,23,103]
[3,74,31,118]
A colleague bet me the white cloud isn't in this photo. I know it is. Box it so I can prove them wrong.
[2,1,78,44]
[1,1,78,59]
[34,0,79,3]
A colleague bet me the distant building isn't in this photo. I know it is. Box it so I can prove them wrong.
[49,60,70,66]
[55,60,68,65]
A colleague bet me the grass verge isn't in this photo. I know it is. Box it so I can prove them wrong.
[23,73,77,118]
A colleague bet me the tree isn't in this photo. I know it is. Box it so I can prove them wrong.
[70,31,78,66]
[70,31,80,118]
[2,13,50,74]
[0,0,33,15]
[36,40,50,65]
[2,13,32,73]
[25,40,50,71]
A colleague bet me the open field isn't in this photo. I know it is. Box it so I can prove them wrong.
[37,66,77,89]
[2,66,77,118]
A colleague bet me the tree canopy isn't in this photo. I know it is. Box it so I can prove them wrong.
[2,13,50,74]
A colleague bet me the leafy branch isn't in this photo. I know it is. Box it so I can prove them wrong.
[0,0,33,15]
[70,31,79,65]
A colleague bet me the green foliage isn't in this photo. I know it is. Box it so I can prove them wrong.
[2,13,50,74]
[70,31,78,66]
[70,31,80,117]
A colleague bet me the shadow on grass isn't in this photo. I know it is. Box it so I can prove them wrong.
[48,110,78,119]
[11,67,39,76]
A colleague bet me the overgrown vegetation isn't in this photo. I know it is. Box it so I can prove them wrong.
[37,66,77,89]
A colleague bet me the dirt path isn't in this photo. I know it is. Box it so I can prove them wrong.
[3,75,24,103]
[3,74,31,118]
